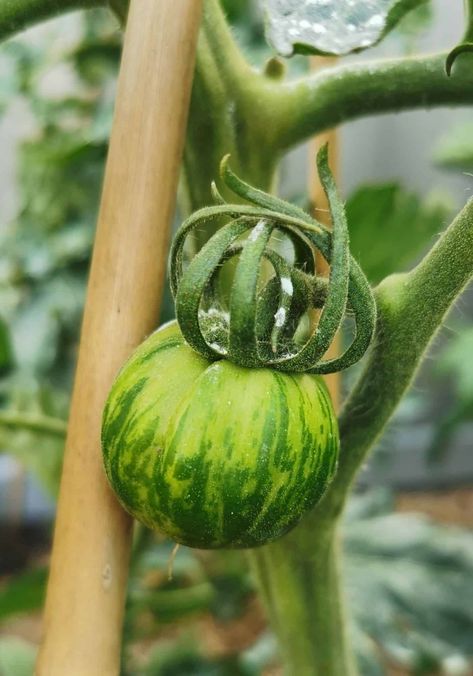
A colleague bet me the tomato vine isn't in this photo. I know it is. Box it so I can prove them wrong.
[1,1,473,675]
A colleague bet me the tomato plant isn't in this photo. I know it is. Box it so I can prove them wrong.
[1,1,473,675]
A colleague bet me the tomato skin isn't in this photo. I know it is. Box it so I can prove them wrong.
[102,321,339,549]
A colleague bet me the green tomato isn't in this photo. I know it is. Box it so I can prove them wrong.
[102,321,338,549]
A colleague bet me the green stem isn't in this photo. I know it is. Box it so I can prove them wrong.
[182,0,280,215]
[264,53,473,152]
[251,197,473,674]
[0,410,67,437]
[464,0,473,40]
[323,196,473,520]
[0,0,106,42]
[250,519,356,676]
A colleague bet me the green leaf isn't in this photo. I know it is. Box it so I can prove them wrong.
[344,491,473,673]
[72,34,121,85]
[0,567,47,622]
[433,122,473,172]
[345,184,452,285]
[0,637,36,676]
[264,0,429,57]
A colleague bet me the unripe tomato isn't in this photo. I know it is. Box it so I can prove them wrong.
[102,321,338,548]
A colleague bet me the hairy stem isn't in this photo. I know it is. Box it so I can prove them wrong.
[250,518,356,676]
[182,0,281,216]
[249,193,473,676]
[322,196,473,519]
[0,410,67,436]
[264,53,473,151]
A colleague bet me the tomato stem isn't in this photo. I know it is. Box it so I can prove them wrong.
[250,519,357,676]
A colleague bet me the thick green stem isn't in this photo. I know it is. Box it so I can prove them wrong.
[182,0,280,215]
[323,196,473,520]
[264,53,473,152]
[250,517,356,676]
[250,197,473,674]
[0,0,104,42]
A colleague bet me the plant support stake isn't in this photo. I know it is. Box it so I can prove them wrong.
[36,1,202,674]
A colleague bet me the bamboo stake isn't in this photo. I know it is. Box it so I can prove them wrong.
[310,57,341,411]
[36,2,202,674]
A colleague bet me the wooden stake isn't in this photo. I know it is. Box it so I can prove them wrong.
[36,2,202,674]
[310,57,341,411]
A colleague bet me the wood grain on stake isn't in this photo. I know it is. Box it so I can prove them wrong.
[36,2,202,674]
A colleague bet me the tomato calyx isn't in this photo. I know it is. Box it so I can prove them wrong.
[170,144,376,374]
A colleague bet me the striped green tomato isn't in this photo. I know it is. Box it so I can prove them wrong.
[101,321,339,549]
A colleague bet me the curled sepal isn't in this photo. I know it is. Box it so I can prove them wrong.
[446,42,473,76]
[170,145,376,374]
[446,1,473,76]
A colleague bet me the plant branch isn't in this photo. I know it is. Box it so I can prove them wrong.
[322,196,473,519]
[0,0,108,43]
[263,53,473,152]
[0,410,67,437]
[183,0,279,216]
[250,521,356,676]
[250,197,473,675]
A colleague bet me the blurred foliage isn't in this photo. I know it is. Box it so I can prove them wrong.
[0,10,119,493]
[392,2,433,52]
[0,379,66,494]
[345,183,452,285]
[0,566,46,621]
[433,121,473,173]
[1,491,472,674]
[428,324,473,462]
[0,637,36,676]
[345,490,473,675]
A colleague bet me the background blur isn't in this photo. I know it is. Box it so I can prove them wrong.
[0,1,472,674]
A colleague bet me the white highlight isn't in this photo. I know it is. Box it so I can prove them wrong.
[210,342,227,355]
[248,220,267,242]
[367,14,384,28]
[274,307,286,328]
[280,277,293,296]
